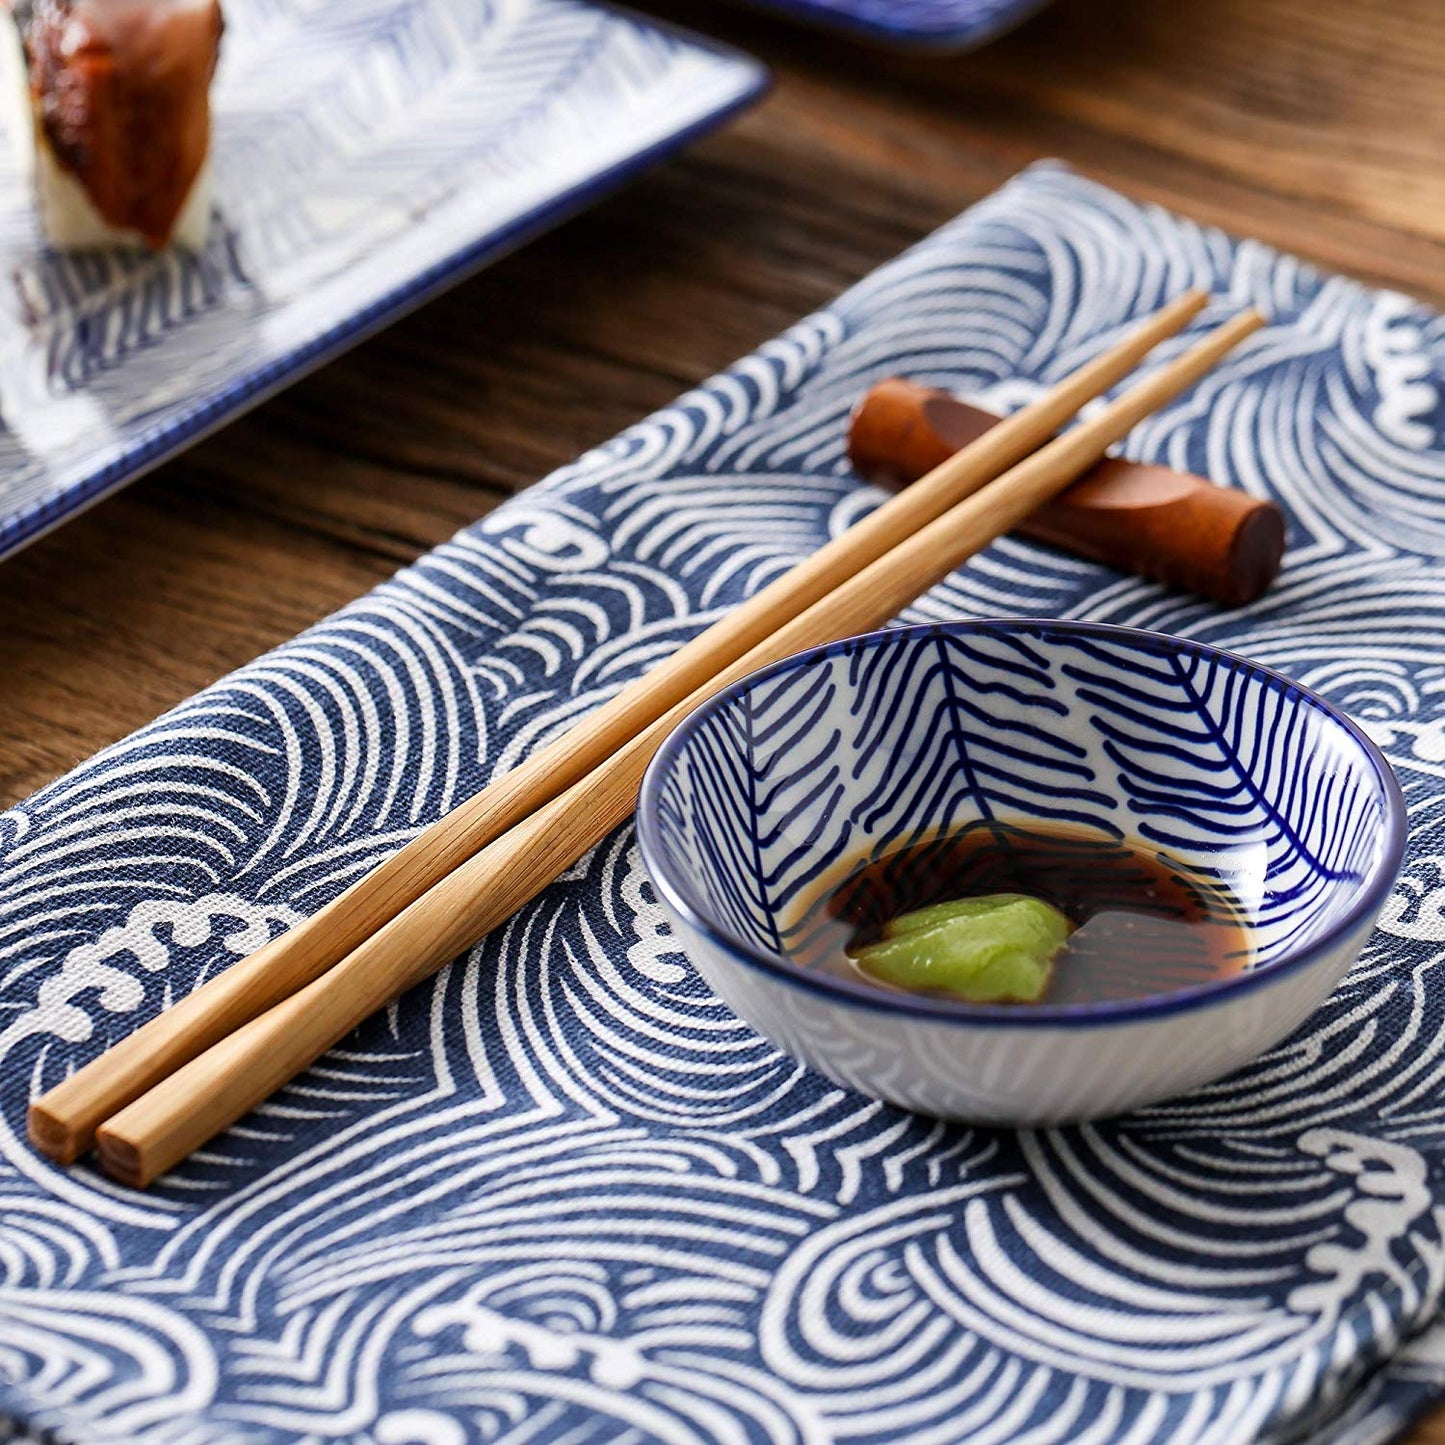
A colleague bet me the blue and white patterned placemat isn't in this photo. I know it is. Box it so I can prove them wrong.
[3,163,1445,1444]
[728,0,1048,49]
[0,0,764,562]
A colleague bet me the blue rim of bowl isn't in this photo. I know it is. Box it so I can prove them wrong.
[635,617,1409,1028]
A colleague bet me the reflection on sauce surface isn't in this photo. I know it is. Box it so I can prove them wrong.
[787,822,1253,1006]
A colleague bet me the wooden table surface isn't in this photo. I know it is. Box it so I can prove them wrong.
[4,0,1443,1432]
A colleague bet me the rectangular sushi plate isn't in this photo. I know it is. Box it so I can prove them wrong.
[0,0,765,563]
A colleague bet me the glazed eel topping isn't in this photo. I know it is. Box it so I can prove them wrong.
[12,0,222,247]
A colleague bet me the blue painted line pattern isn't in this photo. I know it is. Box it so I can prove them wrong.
[2,162,1445,1442]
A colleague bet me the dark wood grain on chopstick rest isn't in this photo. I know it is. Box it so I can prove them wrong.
[850,379,1285,607]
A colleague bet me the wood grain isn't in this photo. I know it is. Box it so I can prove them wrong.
[848,380,1287,605]
[2,0,1443,1428]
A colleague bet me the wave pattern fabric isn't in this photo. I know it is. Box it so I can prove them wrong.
[2,163,1445,1443]
[0,0,763,561]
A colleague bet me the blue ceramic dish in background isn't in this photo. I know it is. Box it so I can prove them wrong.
[727,0,1051,51]
[638,619,1406,1125]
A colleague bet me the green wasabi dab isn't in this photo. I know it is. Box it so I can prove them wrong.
[850,893,1073,1003]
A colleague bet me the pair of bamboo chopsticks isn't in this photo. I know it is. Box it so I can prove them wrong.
[29,290,1263,1187]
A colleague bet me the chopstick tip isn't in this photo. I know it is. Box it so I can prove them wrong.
[1227,306,1270,340]
[27,1101,82,1165]
[94,1125,150,1189]
[1160,289,1210,322]
[1161,291,1267,335]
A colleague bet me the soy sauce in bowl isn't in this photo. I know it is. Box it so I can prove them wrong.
[790,822,1253,1007]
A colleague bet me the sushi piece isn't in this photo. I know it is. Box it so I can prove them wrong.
[1,0,222,250]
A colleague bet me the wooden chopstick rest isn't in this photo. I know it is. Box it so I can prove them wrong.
[29,291,1214,1168]
[92,308,1266,1188]
[850,378,1286,606]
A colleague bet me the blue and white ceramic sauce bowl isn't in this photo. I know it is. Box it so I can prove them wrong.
[636,619,1407,1125]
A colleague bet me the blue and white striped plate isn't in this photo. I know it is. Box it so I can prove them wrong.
[728,0,1049,50]
[0,0,765,562]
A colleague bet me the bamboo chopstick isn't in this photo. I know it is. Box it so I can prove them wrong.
[28,291,1211,1166]
[91,307,1265,1187]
